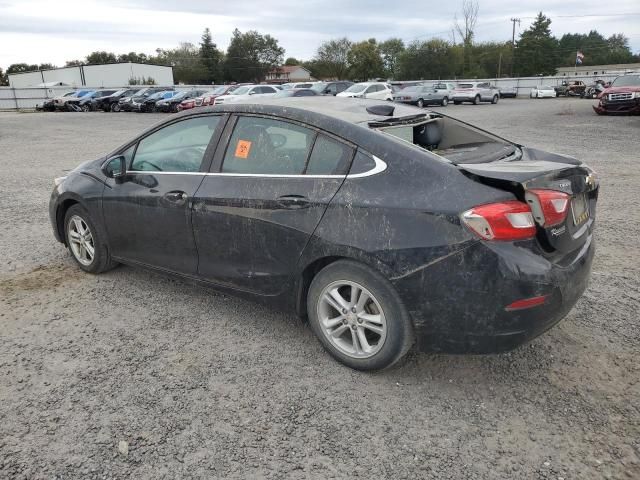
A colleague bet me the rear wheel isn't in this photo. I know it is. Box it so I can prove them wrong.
[491,95,499,104]
[441,96,448,106]
[64,205,118,274]
[307,260,413,371]
[473,95,481,105]
[111,103,121,112]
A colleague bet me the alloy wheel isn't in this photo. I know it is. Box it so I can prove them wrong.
[67,215,95,266]
[317,280,387,359]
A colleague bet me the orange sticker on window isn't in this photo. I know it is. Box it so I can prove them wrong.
[234,140,252,159]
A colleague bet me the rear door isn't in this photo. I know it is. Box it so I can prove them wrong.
[102,114,225,274]
[191,114,354,295]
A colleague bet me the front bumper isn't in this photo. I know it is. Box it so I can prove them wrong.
[593,98,640,115]
[393,235,595,353]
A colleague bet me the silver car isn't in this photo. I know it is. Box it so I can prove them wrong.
[452,81,500,105]
[393,82,456,107]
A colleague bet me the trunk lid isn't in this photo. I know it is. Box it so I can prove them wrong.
[459,147,598,254]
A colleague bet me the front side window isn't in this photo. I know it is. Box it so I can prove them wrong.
[222,116,315,175]
[130,116,220,173]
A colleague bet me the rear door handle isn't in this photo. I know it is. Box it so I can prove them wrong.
[164,191,187,202]
[277,194,310,209]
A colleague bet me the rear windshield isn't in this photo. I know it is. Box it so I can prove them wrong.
[345,84,367,93]
[458,83,474,88]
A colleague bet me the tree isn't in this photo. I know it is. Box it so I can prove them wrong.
[453,0,479,76]
[379,38,405,78]
[117,52,149,63]
[284,57,300,66]
[65,60,84,67]
[85,51,117,64]
[515,13,558,76]
[223,29,284,82]
[0,68,7,86]
[154,43,205,84]
[199,28,222,84]
[397,39,458,80]
[6,63,39,74]
[313,37,352,79]
[348,39,384,81]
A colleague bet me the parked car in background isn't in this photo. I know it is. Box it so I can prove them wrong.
[392,83,452,107]
[43,91,75,111]
[337,82,393,100]
[213,85,280,105]
[157,89,209,113]
[95,89,140,112]
[138,91,177,112]
[498,86,518,98]
[582,80,607,99]
[67,89,118,112]
[310,81,354,96]
[273,88,318,98]
[593,74,640,115]
[530,86,557,99]
[555,81,586,97]
[49,97,598,370]
[54,90,94,110]
[281,82,315,90]
[119,87,172,112]
[452,82,500,105]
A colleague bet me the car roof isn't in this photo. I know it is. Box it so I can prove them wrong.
[181,96,422,126]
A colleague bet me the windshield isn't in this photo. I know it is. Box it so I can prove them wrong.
[310,83,326,92]
[611,74,640,87]
[345,84,367,93]
[209,86,226,95]
[230,86,251,95]
[171,91,188,100]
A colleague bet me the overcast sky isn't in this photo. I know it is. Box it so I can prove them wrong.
[1,0,639,70]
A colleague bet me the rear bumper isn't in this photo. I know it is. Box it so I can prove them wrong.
[593,99,640,115]
[393,235,595,353]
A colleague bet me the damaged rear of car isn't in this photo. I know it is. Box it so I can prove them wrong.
[364,107,598,353]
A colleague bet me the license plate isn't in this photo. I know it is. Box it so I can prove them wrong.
[571,194,589,225]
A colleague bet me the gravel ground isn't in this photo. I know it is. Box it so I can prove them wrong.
[0,99,638,480]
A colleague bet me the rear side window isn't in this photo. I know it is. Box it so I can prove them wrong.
[222,116,314,174]
[306,135,353,175]
[349,150,377,175]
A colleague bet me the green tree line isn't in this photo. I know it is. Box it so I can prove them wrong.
[1,14,637,86]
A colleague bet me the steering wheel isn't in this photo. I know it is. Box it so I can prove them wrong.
[136,160,162,171]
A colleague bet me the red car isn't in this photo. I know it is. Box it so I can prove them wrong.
[177,85,245,111]
[593,74,640,115]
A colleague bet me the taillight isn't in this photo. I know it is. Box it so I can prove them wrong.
[525,189,570,227]
[461,201,536,241]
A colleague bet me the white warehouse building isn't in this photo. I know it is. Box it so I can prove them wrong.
[8,62,174,88]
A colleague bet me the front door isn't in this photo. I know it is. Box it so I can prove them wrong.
[102,114,225,274]
[192,114,354,295]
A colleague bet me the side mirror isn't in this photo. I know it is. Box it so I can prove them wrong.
[104,155,127,182]
[249,91,256,95]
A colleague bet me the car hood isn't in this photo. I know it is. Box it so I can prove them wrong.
[602,85,640,94]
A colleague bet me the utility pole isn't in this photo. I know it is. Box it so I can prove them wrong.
[510,17,520,77]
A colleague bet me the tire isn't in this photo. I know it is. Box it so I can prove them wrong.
[491,95,499,104]
[473,95,481,105]
[112,103,121,112]
[307,260,414,371]
[64,204,118,274]
[81,103,91,112]
[441,96,448,106]
[417,98,424,108]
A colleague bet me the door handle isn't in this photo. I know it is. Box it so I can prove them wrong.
[164,191,187,202]
[277,194,310,209]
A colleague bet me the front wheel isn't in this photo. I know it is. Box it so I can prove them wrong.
[417,98,424,108]
[64,205,118,274]
[81,103,91,112]
[111,103,121,112]
[307,260,413,370]
[491,95,499,104]
[441,96,448,106]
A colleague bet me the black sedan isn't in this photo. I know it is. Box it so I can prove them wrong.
[49,98,598,370]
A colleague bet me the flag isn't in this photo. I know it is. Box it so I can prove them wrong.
[576,51,584,65]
